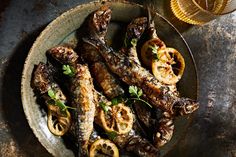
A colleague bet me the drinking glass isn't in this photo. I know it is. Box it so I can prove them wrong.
[170,0,236,25]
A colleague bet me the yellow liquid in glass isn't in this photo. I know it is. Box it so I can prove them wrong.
[170,0,229,25]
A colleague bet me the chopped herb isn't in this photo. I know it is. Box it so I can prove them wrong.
[106,131,117,140]
[47,89,76,111]
[111,96,123,106]
[128,86,152,108]
[99,102,109,113]
[129,85,141,98]
[131,38,138,47]
[62,65,75,77]
[149,45,159,61]
[48,89,56,99]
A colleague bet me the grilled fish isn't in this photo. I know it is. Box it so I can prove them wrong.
[80,6,124,99]
[82,37,199,116]
[70,64,97,156]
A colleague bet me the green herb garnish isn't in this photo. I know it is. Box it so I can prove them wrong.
[111,96,123,106]
[99,102,109,113]
[47,89,76,111]
[62,65,75,77]
[131,38,138,47]
[149,45,159,61]
[128,86,152,108]
[106,131,117,140]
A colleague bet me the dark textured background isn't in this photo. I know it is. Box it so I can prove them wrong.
[0,0,235,157]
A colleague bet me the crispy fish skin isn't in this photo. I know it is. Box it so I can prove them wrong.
[82,38,199,116]
[32,62,66,103]
[154,112,174,148]
[91,61,124,98]
[124,17,148,65]
[70,64,96,156]
[114,129,159,157]
[48,46,79,65]
[82,6,112,63]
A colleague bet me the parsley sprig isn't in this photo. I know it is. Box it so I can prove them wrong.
[128,86,152,108]
[62,65,75,77]
[149,45,159,61]
[48,89,76,111]
[99,102,110,113]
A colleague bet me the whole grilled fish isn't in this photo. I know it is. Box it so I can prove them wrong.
[70,64,97,156]
[82,37,199,116]
[80,6,124,99]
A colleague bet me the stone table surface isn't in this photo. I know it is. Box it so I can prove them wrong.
[0,0,235,157]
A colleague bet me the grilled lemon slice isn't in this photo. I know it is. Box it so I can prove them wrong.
[89,139,119,157]
[97,103,133,135]
[141,38,166,68]
[47,105,71,136]
[152,47,185,85]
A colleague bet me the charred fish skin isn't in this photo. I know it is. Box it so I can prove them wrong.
[114,129,159,157]
[91,61,124,99]
[32,62,66,103]
[154,112,174,148]
[82,38,199,116]
[81,6,112,63]
[70,64,96,156]
[124,17,148,65]
[88,5,112,40]
[47,46,79,65]
[126,17,148,44]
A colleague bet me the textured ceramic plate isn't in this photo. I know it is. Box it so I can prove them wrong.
[21,1,198,157]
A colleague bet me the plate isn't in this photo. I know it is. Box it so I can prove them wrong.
[21,1,198,157]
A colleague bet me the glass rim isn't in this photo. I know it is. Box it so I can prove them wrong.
[192,0,236,16]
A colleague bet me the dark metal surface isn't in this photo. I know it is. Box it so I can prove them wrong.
[0,0,235,157]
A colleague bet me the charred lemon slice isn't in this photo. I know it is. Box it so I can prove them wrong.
[97,103,133,135]
[47,105,71,136]
[89,139,119,157]
[152,47,185,85]
[141,38,166,68]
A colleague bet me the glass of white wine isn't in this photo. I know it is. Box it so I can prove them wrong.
[170,0,236,25]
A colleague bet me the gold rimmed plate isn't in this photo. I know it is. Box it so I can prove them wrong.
[21,1,198,157]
